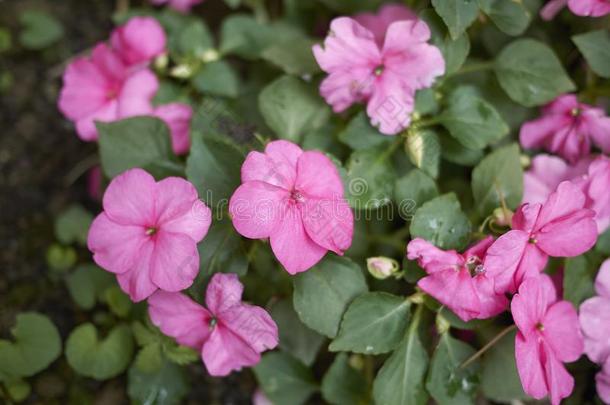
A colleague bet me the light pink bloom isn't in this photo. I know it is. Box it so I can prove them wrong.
[88,168,211,302]
[541,0,610,19]
[148,273,279,376]
[354,3,417,46]
[154,103,193,155]
[229,140,353,275]
[520,94,610,163]
[111,17,167,67]
[485,181,598,294]
[512,274,583,405]
[312,17,444,135]
[580,156,610,234]
[406,237,508,322]
[58,43,158,141]
[579,259,610,364]
[150,0,203,13]
[540,0,568,20]
[598,359,610,404]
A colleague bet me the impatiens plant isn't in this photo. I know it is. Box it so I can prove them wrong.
[4,0,610,404]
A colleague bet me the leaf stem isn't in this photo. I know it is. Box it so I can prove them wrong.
[459,324,517,369]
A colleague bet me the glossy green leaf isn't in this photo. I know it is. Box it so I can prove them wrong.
[254,352,317,405]
[394,169,439,216]
[65,264,114,310]
[128,361,189,405]
[478,0,532,36]
[54,204,93,246]
[338,112,392,150]
[192,60,240,98]
[573,30,610,78]
[196,215,248,278]
[104,286,132,318]
[19,10,64,50]
[564,253,601,306]
[421,10,471,74]
[176,20,213,56]
[321,353,368,405]
[262,37,321,75]
[431,0,479,40]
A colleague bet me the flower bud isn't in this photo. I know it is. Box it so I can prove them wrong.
[170,64,194,79]
[367,256,400,280]
[154,53,169,72]
[492,207,513,227]
[200,49,220,63]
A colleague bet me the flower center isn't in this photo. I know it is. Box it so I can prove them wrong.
[465,256,485,276]
[145,227,157,236]
[208,317,217,329]
[291,190,305,203]
[529,237,537,244]
[536,322,545,331]
[570,107,581,117]
[373,64,385,76]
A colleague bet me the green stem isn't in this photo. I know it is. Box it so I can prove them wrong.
[411,116,443,129]
[459,324,517,369]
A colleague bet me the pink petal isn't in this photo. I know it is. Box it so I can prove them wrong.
[300,196,353,254]
[484,230,529,294]
[406,238,463,274]
[540,0,568,20]
[519,114,567,150]
[111,17,166,67]
[150,231,200,292]
[241,140,302,189]
[418,269,481,321]
[102,168,156,226]
[543,301,583,362]
[583,109,610,154]
[523,155,574,204]
[201,325,261,377]
[88,213,148,274]
[58,55,109,121]
[568,0,610,16]
[219,304,279,354]
[117,69,158,117]
[148,291,212,348]
[229,181,288,239]
[515,333,548,400]
[543,343,575,405]
[205,273,244,315]
[472,275,509,319]
[511,274,557,334]
[579,296,610,363]
[463,236,494,261]
[355,3,417,46]
[154,103,193,155]
[317,66,376,113]
[155,176,211,242]
[543,94,580,115]
[269,204,327,274]
[116,241,157,301]
[548,124,590,163]
[596,259,610,298]
[597,362,610,404]
[90,43,127,82]
[584,156,610,234]
[296,151,345,198]
[366,71,415,135]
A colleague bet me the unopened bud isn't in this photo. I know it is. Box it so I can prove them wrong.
[200,49,220,63]
[154,53,169,71]
[170,64,194,79]
[367,256,400,280]
[492,207,513,227]
[520,154,531,169]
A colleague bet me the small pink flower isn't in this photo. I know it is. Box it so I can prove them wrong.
[485,181,598,294]
[88,168,212,301]
[541,0,610,19]
[229,140,353,275]
[58,43,158,141]
[148,273,279,376]
[580,156,610,234]
[353,3,417,46]
[110,17,167,68]
[312,16,444,135]
[598,359,610,404]
[520,94,610,163]
[512,274,583,405]
[579,259,610,364]
[154,103,194,155]
[150,0,203,13]
[407,237,508,321]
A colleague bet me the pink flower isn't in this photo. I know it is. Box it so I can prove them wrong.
[512,274,583,405]
[579,259,610,364]
[598,359,610,404]
[111,17,167,68]
[540,0,610,19]
[354,3,417,46]
[520,94,610,163]
[148,273,279,376]
[149,0,203,13]
[407,237,508,321]
[580,156,610,234]
[312,17,444,135]
[87,168,212,302]
[229,140,353,275]
[154,103,194,155]
[253,389,273,405]
[58,43,158,141]
[485,181,598,294]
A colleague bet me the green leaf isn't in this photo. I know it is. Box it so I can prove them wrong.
[134,343,163,373]
[421,10,471,74]
[177,20,213,56]
[572,30,610,78]
[596,228,610,255]
[405,129,441,179]
[164,345,199,366]
[4,378,31,402]
[65,264,114,310]
[0,313,62,380]
[104,286,132,318]
[478,0,532,36]
[480,329,528,402]
[45,244,77,272]
[192,60,240,98]
[330,292,411,355]
[66,323,134,380]
[471,143,523,217]
[494,39,575,107]
[98,117,182,179]
[254,352,318,405]
[394,169,439,216]
[410,193,472,251]
[262,37,321,75]
[372,318,429,405]
[186,133,244,205]
[431,0,479,40]
[128,361,189,405]
[321,353,368,405]
[440,86,509,150]
[196,215,248,277]
[271,299,325,366]
[345,144,397,210]
[338,112,392,150]
[19,10,64,50]
[293,255,368,338]
[54,204,93,246]
[439,135,484,166]
[426,334,480,405]
[564,253,599,306]
[258,75,330,142]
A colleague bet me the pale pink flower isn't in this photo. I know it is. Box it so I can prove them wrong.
[520,94,610,163]
[580,259,610,364]
[150,0,203,13]
[229,140,353,275]
[485,181,598,294]
[154,103,193,155]
[88,168,211,302]
[312,17,444,135]
[58,43,158,141]
[148,273,279,377]
[407,237,508,321]
[354,3,417,46]
[580,156,610,234]
[598,359,610,404]
[541,0,610,19]
[512,274,583,405]
[110,17,167,68]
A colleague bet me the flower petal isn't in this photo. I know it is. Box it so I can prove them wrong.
[406,238,463,274]
[205,273,244,315]
[296,151,345,198]
[515,333,548,400]
[117,69,158,117]
[300,196,353,254]
[116,241,157,302]
[154,103,193,155]
[241,140,302,189]
[102,168,156,226]
[418,269,481,322]
[511,275,557,334]
[229,181,288,239]
[201,325,260,377]
[150,231,200,292]
[543,301,583,362]
[579,296,610,363]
